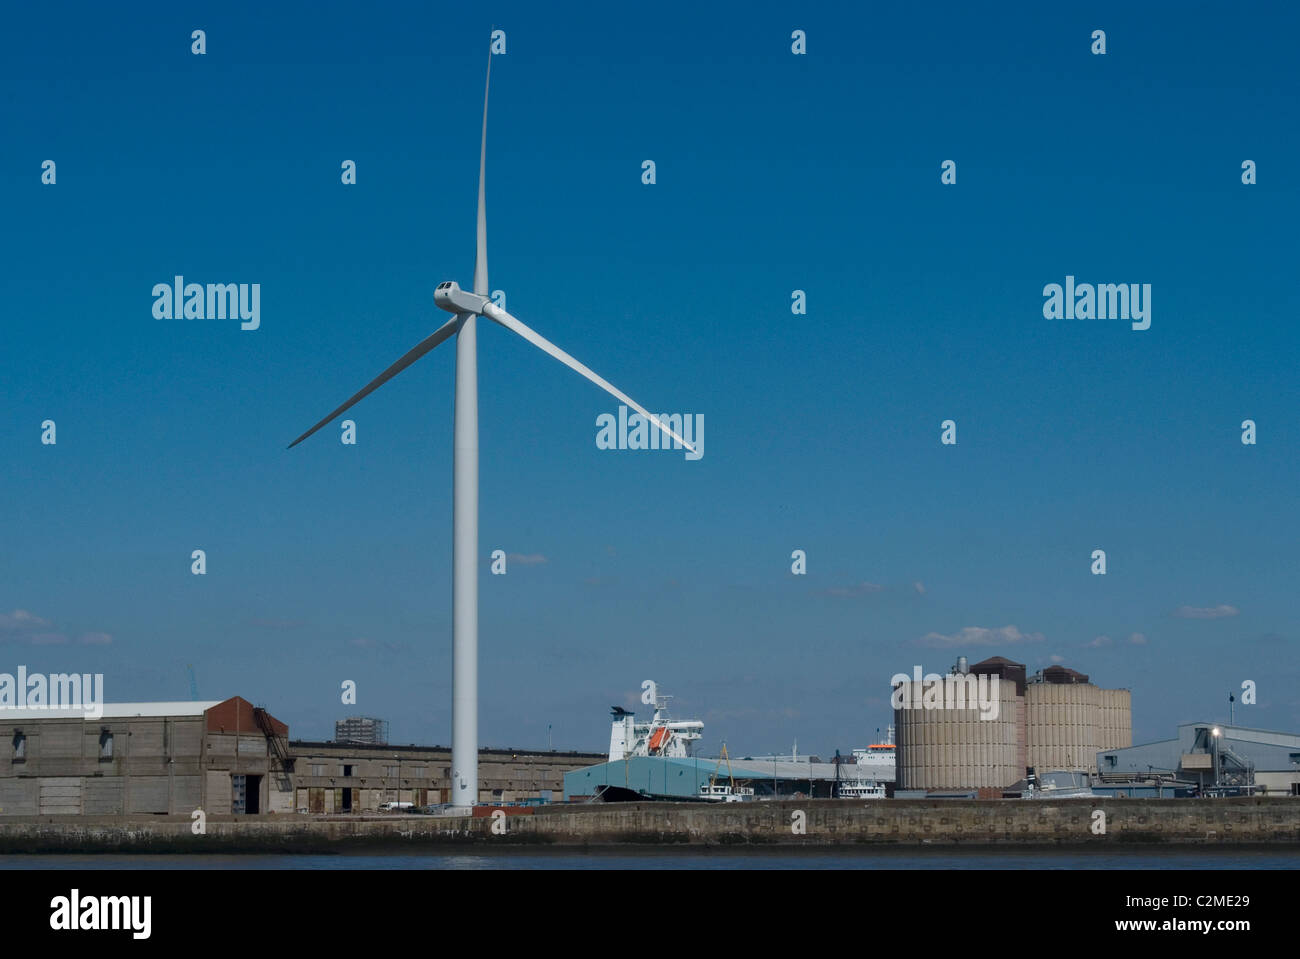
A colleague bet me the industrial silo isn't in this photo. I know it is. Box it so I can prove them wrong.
[1097,687,1132,750]
[1025,667,1101,773]
[894,660,1023,791]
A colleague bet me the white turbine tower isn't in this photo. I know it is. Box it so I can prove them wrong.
[289,50,692,808]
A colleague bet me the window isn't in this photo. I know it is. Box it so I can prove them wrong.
[310,763,326,777]
[99,729,113,760]
[1105,755,1117,768]
[12,730,25,763]
[412,766,426,779]
[343,764,354,777]
[384,765,399,777]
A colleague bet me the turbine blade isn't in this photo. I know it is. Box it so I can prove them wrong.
[483,303,695,453]
[474,49,490,296]
[288,314,462,449]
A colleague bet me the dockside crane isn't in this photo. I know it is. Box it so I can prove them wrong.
[709,742,737,792]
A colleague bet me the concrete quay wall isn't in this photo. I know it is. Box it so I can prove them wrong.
[528,798,1300,845]
[1,798,1298,852]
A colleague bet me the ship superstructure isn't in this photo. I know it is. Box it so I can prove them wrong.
[608,686,703,761]
[852,730,897,783]
[837,726,896,799]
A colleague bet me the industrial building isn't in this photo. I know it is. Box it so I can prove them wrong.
[291,740,606,811]
[0,697,293,816]
[0,697,606,816]
[334,716,388,745]
[13,687,1292,815]
[1098,722,1300,796]
[894,658,1132,792]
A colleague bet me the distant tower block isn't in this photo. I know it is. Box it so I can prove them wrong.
[334,716,389,745]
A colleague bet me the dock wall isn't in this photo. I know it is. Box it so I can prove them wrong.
[1,798,1299,852]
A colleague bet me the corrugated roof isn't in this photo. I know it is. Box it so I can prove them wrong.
[729,760,843,779]
[0,701,221,720]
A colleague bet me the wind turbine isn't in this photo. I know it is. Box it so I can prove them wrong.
[288,49,692,808]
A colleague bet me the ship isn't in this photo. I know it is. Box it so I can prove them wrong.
[572,683,888,802]
[835,726,895,799]
[604,686,756,801]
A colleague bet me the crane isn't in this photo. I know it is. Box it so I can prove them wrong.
[709,742,737,792]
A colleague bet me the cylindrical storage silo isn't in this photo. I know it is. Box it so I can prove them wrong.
[1097,687,1132,750]
[1026,680,1101,773]
[895,672,1019,790]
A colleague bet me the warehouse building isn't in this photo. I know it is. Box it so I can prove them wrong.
[894,658,1131,792]
[0,695,608,816]
[0,697,292,816]
[1098,722,1300,795]
[291,740,606,811]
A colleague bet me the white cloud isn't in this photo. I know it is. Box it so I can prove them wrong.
[1128,632,1147,645]
[1173,605,1239,620]
[1,609,112,647]
[913,581,926,595]
[915,625,1045,648]
[1086,635,1112,648]
[0,609,51,630]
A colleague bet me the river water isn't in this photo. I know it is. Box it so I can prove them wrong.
[1,846,1296,869]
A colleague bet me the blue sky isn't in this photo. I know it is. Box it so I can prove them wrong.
[2,1,1297,755]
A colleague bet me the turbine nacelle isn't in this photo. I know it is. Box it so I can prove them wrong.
[434,280,488,316]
